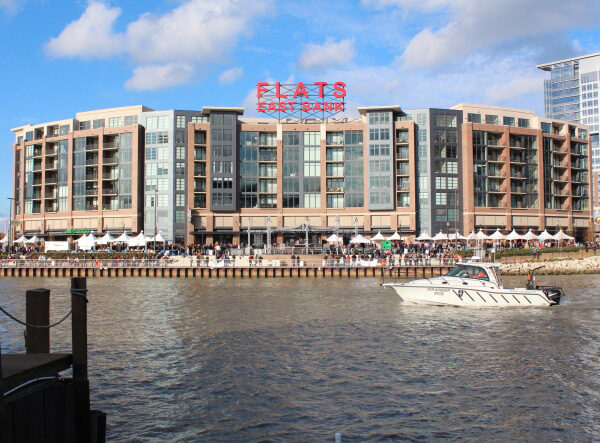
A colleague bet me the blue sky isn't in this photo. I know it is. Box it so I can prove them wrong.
[1,0,600,221]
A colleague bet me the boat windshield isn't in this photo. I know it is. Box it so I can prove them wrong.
[445,265,490,281]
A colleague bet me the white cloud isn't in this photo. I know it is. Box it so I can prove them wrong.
[399,0,600,68]
[297,38,355,71]
[219,67,243,84]
[45,1,123,58]
[0,0,22,14]
[125,63,194,91]
[485,76,543,103]
[45,0,271,89]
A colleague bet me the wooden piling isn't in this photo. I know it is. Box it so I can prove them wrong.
[25,289,50,354]
[71,277,90,442]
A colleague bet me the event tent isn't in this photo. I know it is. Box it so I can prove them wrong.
[349,234,370,244]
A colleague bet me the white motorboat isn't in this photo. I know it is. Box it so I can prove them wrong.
[383,262,563,307]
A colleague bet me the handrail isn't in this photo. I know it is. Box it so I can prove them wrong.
[0,257,458,269]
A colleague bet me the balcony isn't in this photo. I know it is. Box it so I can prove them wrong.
[397,165,409,176]
[102,155,118,165]
[85,158,98,166]
[45,190,57,199]
[85,142,98,151]
[45,204,58,212]
[396,148,409,159]
[85,188,98,196]
[102,187,119,195]
[33,163,42,172]
[194,167,206,177]
[509,155,526,164]
[45,161,58,170]
[102,142,119,150]
[488,153,505,163]
[259,150,277,162]
[85,204,98,211]
[102,172,119,180]
[85,173,98,181]
[32,178,42,186]
[45,147,57,156]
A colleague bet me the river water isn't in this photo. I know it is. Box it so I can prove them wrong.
[1,274,599,442]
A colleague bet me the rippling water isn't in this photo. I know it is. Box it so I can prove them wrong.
[1,274,599,441]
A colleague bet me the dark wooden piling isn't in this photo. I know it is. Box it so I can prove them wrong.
[25,289,50,354]
[71,277,90,442]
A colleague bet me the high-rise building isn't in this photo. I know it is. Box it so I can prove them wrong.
[10,103,593,246]
[538,52,599,221]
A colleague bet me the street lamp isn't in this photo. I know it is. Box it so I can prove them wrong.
[7,197,15,250]
[154,188,158,252]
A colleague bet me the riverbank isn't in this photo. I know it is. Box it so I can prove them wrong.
[501,255,600,275]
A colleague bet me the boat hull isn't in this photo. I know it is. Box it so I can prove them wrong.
[386,284,555,307]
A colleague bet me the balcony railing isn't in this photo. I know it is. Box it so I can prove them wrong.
[85,189,98,196]
[103,188,118,195]
[85,204,98,211]
[85,174,98,181]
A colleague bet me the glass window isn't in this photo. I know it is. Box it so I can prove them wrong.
[503,116,515,126]
[485,115,499,125]
[176,115,186,128]
[467,113,481,123]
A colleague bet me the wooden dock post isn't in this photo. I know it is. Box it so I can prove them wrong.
[71,277,90,442]
[25,289,50,354]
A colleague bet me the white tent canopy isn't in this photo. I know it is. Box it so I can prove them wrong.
[488,229,506,241]
[432,231,448,241]
[24,235,40,244]
[537,229,554,241]
[14,235,27,244]
[387,231,402,241]
[371,231,386,242]
[349,234,370,244]
[0,236,8,244]
[553,229,574,241]
[522,229,539,241]
[450,232,466,240]
[416,231,432,241]
[74,234,89,244]
[326,233,342,243]
[128,231,148,247]
[97,232,115,245]
[113,232,131,243]
[505,229,523,241]
[475,229,489,240]
[153,231,166,243]
[465,231,477,240]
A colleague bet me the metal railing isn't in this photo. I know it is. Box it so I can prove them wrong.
[0,256,458,269]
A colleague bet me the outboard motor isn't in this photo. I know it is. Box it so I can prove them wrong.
[541,287,563,305]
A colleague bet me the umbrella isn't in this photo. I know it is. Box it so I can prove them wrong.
[14,235,27,244]
[432,231,448,241]
[488,229,506,241]
[349,234,370,244]
[371,231,386,242]
[537,229,554,242]
[24,235,40,244]
[326,233,341,243]
[416,231,432,241]
[386,231,402,241]
[521,229,539,241]
[97,232,115,245]
[113,232,131,243]
[505,229,523,241]
[552,229,574,241]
